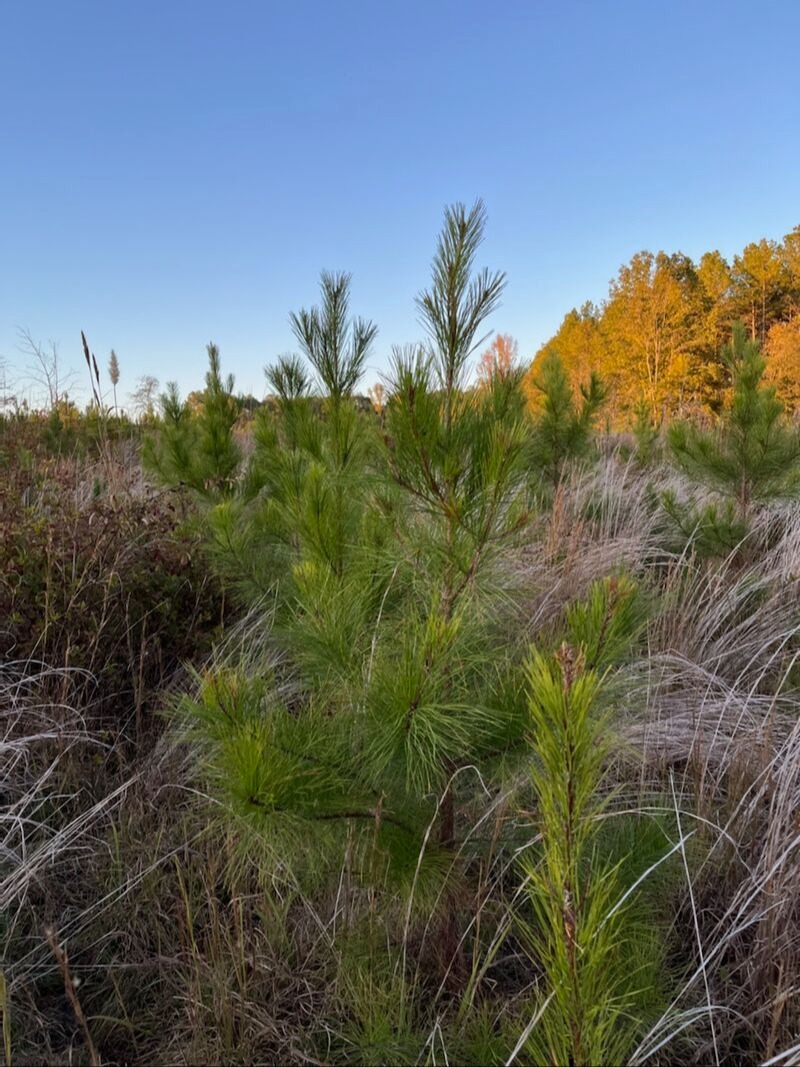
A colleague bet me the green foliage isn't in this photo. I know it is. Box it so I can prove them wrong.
[327,945,420,1066]
[265,353,311,401]
[172,203,538,925]
[290,270,378,402]
[194,274,381,606]
[668,322,800,521]
[629,398,663,466]
[660,489,749,559]
[528,350,606,488]
[385,201,531,609]
[205,396,379,608]
[178,665,454,910]
[416,199,505,402]
[520,579,667,1066]
[144,343,241,500]
[563,573,649,671]
[444,1004,519,1067]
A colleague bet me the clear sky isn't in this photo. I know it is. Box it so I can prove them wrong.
[2,0,799,406]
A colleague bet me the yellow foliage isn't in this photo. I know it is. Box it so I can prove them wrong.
[532,226,800,421]
[765,319,800,409]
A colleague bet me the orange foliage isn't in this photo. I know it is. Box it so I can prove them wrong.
[476,333,518,386]
[534,224,800,419]
[765,318,800,409]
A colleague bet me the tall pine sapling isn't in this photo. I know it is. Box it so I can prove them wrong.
[521,577,668,1066]
[178,204,538,938]
[668,322,800,523]
[382,199,530,843]
[528,351,606,489]
[144,343,241,500]
[198,343,241,495]
[290,270,378,405]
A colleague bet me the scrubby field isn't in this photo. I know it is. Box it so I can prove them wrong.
[3,204,800,1067]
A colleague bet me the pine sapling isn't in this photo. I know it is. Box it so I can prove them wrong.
[144,343,241,500]
[528,350,606,489]
[630,398,662,467]
[668,322,800,523]
[520,577,666,1066]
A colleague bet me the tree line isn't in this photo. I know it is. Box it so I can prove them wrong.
[533,226,800,419]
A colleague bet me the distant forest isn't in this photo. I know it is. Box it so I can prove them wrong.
[532,226,800,419]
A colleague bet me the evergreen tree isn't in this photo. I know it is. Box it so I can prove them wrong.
[177,202,537,922]
[668,322,800,523]
[521,577,669,1066]
[203,273,379,603]
[380,199,530,843]
[528,350,606,489]
[144,343,241,499]
[290,270,378,403]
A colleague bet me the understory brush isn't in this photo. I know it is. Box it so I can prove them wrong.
[1,425,224,753]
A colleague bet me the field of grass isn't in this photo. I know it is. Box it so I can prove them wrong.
[3,206,800,1067]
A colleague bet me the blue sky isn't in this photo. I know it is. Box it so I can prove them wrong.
[2,0,799,405]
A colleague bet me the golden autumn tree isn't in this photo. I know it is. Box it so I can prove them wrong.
[476,332,518,386]
[693,250,736,410]
[765,318,800,409]
[533,225,800,419]
[697,250,733,348]
[603,251,700,419]
[732,239,787,344]
[782,225,800,315]
[528,302,605,399]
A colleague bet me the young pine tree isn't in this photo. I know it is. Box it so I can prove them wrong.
[528,351,606,489]
[290,270,378,404]
[381,199,532,843]
[144,343,241,500]
[521,577,668,1066]
[179,203,537,930]
[629,398,662,467]
[668,322,800,522]
[204,272,381,603]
